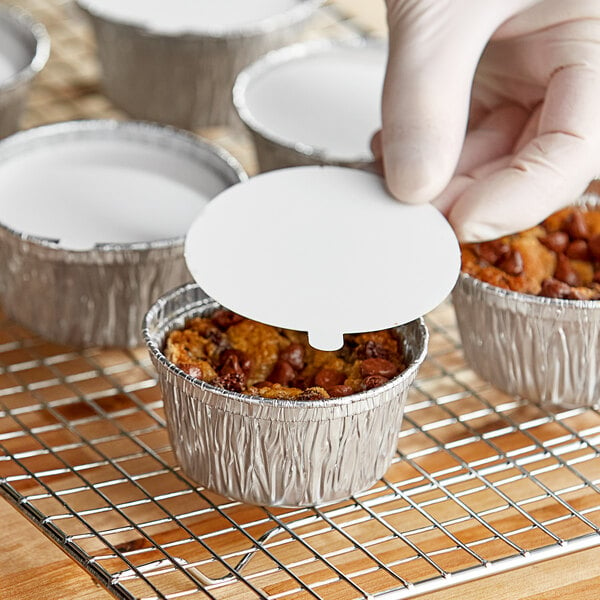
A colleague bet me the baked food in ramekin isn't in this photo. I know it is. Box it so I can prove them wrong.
[0,120,245,347]
[144,283,428,506]
[454,198,600,408]
[165,308,408,399]
[77,0,324,128]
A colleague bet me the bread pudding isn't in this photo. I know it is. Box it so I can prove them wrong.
[462,205,600,300]
[165,310,407,400]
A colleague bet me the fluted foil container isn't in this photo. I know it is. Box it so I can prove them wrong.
[0,120,245,347]
[234,38,384,172]
[144,283,428,506]
[453,272,600,408]
[76,0,324,129]
[0,6,49,138]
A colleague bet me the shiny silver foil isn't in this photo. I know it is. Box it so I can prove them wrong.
[143,283,428,507]
[76,0,324,129]
[0,6,49,139]
[0,120,245,347]
[453,272,600,408]
[234,38,385,172]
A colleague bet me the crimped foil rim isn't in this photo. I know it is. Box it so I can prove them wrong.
[75,0,325,40]
[0,5,50,93]
[143,282,429,414]
[233,37,386,165]
[0,119,247,259]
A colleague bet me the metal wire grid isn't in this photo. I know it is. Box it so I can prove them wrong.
[2,0,600,598]
[2,299,600,600]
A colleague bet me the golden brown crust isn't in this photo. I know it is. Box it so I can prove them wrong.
[164,311,407,399]
[227,320,287,384]
[462,205,600,300]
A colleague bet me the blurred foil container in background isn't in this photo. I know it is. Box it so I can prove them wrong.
[453,271,600,409]
[144,283,429,507]
[0,6,49,139]
[0,120,245,348]
[234,37,386,172]
[76,0,325,129]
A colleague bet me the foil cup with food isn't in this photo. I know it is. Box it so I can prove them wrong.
[0,120,245,347]
[0,6,49,138]
[453,196,600,408]
[76,0,324,128]
[234,38,386,172]
[144,283,428,507]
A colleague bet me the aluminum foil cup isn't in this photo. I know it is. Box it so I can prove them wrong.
[453,272,600,408]
[0,6,49,139]
[233,38,386,172]
[143,283,428,507]
[0,120,245,348]
[76,0,324,129]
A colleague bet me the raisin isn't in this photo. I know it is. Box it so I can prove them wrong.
[360,358,397,379]
[361,375,389,390]
[497,250,524,276]
[554,254,581,286]
[212,309,244,330]
[540,231,569,254]
[268,360,296,385]
[328,385,354,397]
[279,343,305,370]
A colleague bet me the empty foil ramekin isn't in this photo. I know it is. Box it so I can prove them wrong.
[453,272,600,408]
[0,120,245,347]
[234,38,386,172]
[144,283,428,507]
[76,0,324,129]
[0,6,49,138]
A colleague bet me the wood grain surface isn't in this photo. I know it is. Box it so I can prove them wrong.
[2,1,600,600]
[3,497,600,600]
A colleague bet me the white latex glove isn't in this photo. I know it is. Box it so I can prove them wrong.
[373,0,600,241]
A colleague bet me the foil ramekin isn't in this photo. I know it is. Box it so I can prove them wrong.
[0,120,245,348]
[453,272,600,408]
[76,0,324,129]
[0,6,49,139]
[233,38,385,172]
[143,283,428,507]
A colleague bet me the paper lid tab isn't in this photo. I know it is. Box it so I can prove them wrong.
[185,166,460,350]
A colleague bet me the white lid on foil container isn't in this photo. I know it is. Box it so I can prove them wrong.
[185,166,460,351]
[76,0,317,35]
[0,129,236,251]
[235,39,386,163]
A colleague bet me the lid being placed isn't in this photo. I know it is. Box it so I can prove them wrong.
[185,166,460,351]
[235,39,386,163]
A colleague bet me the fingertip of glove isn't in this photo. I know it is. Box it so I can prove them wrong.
[384,153,448,205]
[450,216,513,243]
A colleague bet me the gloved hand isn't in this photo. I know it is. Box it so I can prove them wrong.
[373,0,600,241]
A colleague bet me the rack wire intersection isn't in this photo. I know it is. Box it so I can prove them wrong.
[1,1,600,599]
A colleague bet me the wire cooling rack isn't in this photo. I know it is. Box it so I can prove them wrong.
[2,297,600,600]
[2,1,600,599]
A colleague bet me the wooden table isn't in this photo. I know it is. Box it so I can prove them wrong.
[3,498,600,600]
[2,1,600,599]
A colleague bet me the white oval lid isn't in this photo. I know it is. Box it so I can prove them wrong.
[237,40,386,161]
[185,166,460,350]
[0,136,230,250]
